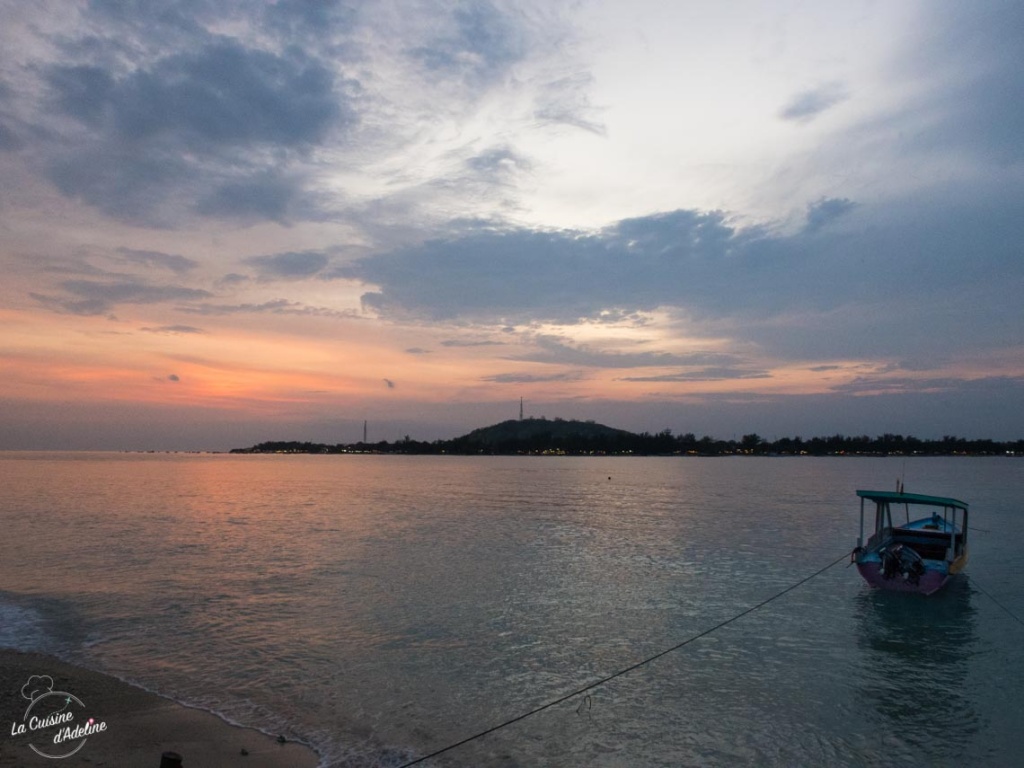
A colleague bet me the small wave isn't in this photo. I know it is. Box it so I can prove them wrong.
[59,666,423,768]
[0,600,48,651]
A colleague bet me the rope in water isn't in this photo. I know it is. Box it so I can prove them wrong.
[972,577,1024,629]
[396,550,851,767]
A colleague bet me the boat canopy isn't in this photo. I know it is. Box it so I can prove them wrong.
[856,490,968,511]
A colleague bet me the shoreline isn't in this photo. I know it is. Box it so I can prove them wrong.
[0,649,320,768]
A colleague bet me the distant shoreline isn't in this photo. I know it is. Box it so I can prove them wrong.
[230,418,1024,457]
[228,447,1022,457]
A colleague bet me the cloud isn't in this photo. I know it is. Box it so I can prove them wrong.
[139,325,204,335]
[0,1,1020,451]
[341,209,747,324]
[410,2,526,86]
[779,81,850,123]
[533,72,606,135]
[804,197,856,233]
[825,374,1005,397]
[619,367,772,383]
[440,339,506,348]
[179,299,357,319]
[32,279,212,315]
[140,325,206,335]
[47,146,194,226]
[0,83,22,150]
[464,146,532,187]
[894,0,1024,165]
[167,373,180,382]
[383,378,395,389]
[216,273,250,288]
[197,178,291,222]
[36,24,355,225]
[243,250,330,281]
[482,371,584,384]
[117,248,198,274]
[512,334,744,369]
[258,0,358,45]
[0,121,21,151]
[5,0,583,232]
[47,42,344,147]
[342,182,1024,364]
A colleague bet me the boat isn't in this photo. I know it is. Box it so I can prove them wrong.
[852,488,969,595]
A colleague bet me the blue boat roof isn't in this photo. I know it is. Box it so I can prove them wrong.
[856,490,968,511]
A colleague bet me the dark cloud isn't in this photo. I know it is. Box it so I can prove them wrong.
[440,339,506,347]
[39,26,355,224]
[898,0,1024,164]
[619,368,772,383]
[779,81,849,123]
[8,1,571,228]
[243,250,330,280]
[179,299,357,319]
[38,255,129,278]
[0,122,21,151]
[465,146,532,184]
[260,0,357,43]
[482,371,584,384]
[85,0,218,40]
[342,186,1024,363]
[410,2,525,85]
[47,43,344,146]
[117,247,198,274]
[47,145,194,225]
[341,209,749,324]
[32,279,211,315]
[216,273,250,288]
[196,170,309,223]
[405,347,430,355]
[804,197,856,233]
[167,373,180,382]
[828,375,973,396]
[633,376,1024,442]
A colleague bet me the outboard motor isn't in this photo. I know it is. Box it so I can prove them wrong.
[880,544,925,584]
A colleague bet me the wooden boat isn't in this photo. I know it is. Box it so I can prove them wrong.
[852,489,969,595]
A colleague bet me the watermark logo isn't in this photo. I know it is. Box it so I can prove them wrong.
[8,674,108,759]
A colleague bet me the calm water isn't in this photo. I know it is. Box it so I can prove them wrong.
[1,453,1023,766]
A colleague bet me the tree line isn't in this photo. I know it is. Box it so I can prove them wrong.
[231,431,1024,456]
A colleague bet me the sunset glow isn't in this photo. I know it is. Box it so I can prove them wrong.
[1,1,1022,449]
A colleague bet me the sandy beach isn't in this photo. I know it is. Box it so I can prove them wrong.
[0,650,319,768]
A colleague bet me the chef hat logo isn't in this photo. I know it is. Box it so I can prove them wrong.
[21,675,54,701]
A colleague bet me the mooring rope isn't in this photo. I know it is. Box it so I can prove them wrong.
[972,577,1024,629]
[396,550,850,767]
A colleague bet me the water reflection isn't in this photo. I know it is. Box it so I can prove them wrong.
[853,577,981,761]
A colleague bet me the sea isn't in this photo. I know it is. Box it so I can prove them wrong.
[1,452,1023,767]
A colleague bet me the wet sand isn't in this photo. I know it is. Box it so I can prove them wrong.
[0,650,319,768]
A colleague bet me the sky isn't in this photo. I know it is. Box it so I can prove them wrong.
[1,0,1023,450]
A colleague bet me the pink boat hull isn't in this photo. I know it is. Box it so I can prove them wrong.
[856,561,950,596]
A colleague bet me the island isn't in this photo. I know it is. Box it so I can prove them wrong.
[231,418,1024,457]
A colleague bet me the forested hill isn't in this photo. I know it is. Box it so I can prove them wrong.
[231,418,1024,456]
[455,418,633,448]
